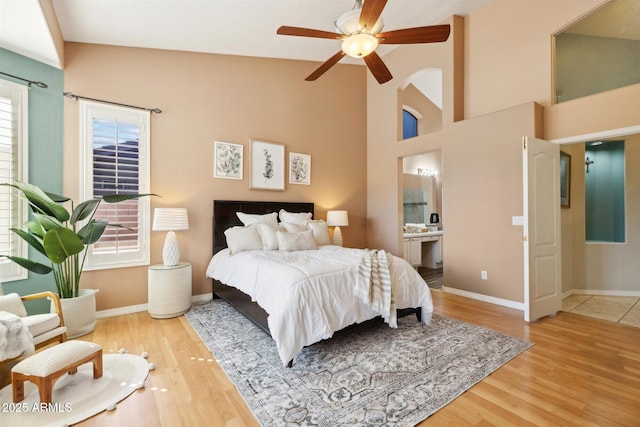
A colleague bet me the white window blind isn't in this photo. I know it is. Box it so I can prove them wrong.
[0,78,28,281]
[79,101,151,270]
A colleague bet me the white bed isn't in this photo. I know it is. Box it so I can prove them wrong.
[206,245,433,366]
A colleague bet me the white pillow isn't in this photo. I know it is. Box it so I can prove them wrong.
[281,222,308,233]
[0,293,28,317]
[279,209,312,224]
[256,223,283,250]
[276,230,317,251]
[236,211,278,227]
[307,220,331,245]
[224,225,263,254]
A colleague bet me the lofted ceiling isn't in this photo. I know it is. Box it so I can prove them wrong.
[0,0,491,70]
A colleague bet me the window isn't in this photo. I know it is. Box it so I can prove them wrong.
[0,78,28,281]
[79,101,151,270]
[554,0,640,103]
[402,109,418,140]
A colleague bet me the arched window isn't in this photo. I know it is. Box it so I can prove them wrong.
[402,109,418,140]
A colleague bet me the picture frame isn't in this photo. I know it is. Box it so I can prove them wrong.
[213,141,243,180]
[250,140,285,191]
[289,152,311,185]
[560,151,571,208]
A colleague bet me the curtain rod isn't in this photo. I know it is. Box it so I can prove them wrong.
[0,71,48,88]
[63,92,162,114]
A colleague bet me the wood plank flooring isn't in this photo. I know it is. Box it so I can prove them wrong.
[12,290,640,426]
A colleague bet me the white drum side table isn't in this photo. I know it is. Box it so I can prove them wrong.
[148,262,192,318]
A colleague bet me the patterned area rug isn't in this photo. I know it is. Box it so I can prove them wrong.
[186,300,532,426]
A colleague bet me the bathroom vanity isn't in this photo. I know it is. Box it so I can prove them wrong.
[402,231,443,269]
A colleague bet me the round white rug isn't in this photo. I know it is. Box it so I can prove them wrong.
[0,353,150,427]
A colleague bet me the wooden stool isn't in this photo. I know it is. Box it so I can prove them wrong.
[11,341,102,404]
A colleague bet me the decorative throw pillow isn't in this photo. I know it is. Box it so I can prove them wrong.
[224,225,263,254]
[256,223,283,250]
[276,230,318,251]
[0,293,28,317]
[281,222,308,233]
[236,211,278,227]
[278,209,312,224]
[307,220,331,245]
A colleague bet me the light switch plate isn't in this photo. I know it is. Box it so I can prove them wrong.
[512,216,524,226]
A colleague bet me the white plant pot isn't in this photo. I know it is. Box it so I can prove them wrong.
[59,289,99,339]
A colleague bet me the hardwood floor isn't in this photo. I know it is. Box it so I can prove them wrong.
[18,290,640,426]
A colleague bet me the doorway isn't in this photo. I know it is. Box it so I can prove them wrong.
[552,127,640,296]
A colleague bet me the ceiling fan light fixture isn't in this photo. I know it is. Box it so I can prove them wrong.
[341,33,378,58]
[335,9,384,35]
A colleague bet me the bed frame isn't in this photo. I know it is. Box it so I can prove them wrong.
[211,199,422,357]
[211,200,315,336]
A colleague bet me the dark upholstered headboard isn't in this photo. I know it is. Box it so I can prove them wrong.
[212,200,315,255]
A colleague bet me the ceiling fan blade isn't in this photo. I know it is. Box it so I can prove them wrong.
[363,51,393,84]
[305,51,347,81]
[359,0,387,31]
[277,26,343,40]
[377,25,451,44]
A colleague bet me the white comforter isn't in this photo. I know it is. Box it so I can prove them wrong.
[206,245,433,366]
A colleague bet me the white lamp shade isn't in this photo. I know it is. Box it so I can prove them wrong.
[326,210,349,227]
[153,208,189,231]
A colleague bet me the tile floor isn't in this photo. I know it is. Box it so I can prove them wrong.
[561,294,640,327]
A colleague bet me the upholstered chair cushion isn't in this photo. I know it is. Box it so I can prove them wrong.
[21,313,61,338]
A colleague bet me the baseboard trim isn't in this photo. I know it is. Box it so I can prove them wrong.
[96,293,213,319]
[564,289,640,298]
[442,286,525,311]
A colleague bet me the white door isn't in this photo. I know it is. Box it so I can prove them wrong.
[523,136,562,322]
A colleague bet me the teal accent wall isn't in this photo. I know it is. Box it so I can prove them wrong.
[0,48,64,302]
[585,140,625,243]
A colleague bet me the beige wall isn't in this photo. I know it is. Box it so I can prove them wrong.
[63,42,367,310]
[367,0,640,304]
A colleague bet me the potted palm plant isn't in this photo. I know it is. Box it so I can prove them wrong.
[1,181,156,337]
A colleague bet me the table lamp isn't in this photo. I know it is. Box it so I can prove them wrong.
[153,208,189,266]
[327,210,349,246]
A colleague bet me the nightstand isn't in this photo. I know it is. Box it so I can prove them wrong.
[148,262,192,318]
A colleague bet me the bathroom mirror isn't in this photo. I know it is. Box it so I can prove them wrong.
[402,150,442,228]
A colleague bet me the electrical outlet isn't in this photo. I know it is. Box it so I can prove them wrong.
[481,270,488,280]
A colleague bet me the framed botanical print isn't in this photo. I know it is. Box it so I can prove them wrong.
[213,141,243,180]
[289,152,311,185]
[250,140,285,190]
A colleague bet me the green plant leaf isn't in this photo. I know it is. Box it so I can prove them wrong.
[44,191,70,203]
[1,182,70,222]
[78,220,108,245]
[71,199,101,224]
[102,193,158,203]
[9,228,46,256]
[2,256,52,274]
[43,228,85,264]
[24,220,45,238]
[33,212,64,231]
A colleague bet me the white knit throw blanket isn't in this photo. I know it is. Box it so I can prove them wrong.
[356,249,397,328]
[0,311,35,361]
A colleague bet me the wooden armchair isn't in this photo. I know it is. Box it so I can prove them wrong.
[0,291,67,352]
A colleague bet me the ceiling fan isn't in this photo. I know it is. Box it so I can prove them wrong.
[276,0,450,84]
